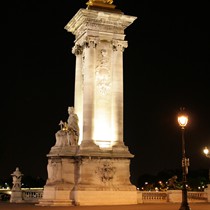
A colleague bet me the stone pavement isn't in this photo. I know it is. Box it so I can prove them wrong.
[0,202,210,210]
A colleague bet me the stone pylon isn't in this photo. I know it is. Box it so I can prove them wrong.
[38,1,137,206]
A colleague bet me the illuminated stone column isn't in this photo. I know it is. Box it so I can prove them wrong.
[65,8,137,152]
[111,40,128,146]
[80,37,98,147]
[72,45,84,145]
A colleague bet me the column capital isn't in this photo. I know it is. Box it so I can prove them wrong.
[72,44,83,55]
[112,40,128,52]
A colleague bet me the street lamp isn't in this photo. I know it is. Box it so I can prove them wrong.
[203,147,210,158]
[203,146,210,183]
[177,107,191,210]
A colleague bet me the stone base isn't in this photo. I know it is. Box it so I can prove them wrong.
[73,190,137,206]
[10,191,23,203]
[37,185,73,206]
[37,199,72,206]
[39,139,137,206]
[71,155,137,205]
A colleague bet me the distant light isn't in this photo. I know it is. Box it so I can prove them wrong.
[203,147,209,156]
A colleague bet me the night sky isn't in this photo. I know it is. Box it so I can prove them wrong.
[4,0,210,185]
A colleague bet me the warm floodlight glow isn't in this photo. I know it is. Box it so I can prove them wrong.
[93,108,118,148]
[177,108,188,128]
[93,119,115,148]
[93,119,114,148]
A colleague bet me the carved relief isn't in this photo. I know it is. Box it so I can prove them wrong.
[95,161,116,184]
[95,47,111,95]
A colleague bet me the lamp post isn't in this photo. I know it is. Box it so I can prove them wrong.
[203,147,210,183]
[177,107,190,210]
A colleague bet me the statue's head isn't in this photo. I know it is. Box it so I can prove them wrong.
[68,106,74,114]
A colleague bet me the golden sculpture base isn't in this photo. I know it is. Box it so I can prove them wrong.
[86,1,116,10]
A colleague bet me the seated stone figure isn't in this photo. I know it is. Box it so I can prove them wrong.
[55,107,79,147]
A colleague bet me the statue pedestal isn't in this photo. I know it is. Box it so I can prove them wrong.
[72,151,137,205]
[38,143,137,206]
[37,149,76,206]
[10,190,23,203]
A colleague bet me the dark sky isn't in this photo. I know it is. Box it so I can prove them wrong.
[4,0,210,185]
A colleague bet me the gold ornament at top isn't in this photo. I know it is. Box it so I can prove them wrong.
[86,0,116,10]
[87,0,113,4]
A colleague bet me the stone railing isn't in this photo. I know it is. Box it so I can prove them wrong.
[22,188,43,203]
[137,190,208,204]
[188,192,208,202]
[141,192,167,203]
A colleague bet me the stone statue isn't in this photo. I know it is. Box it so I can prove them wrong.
[11,167,23,190]
[67,106,79,139]
[55,106,79,147]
